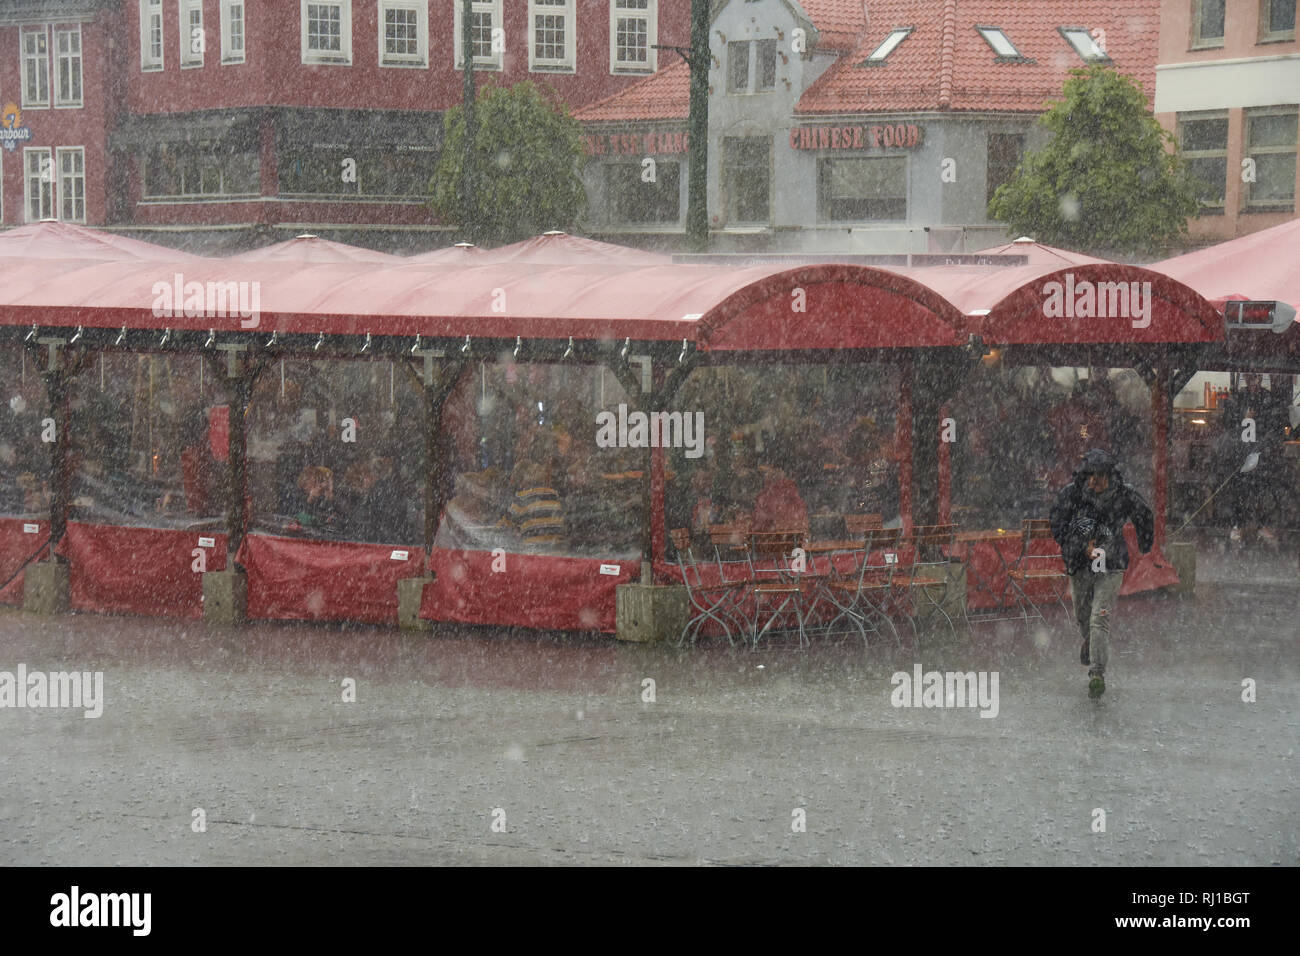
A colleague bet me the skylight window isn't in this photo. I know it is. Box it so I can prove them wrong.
[1060,27,1109,62]
[864,27,912,63]
[976,26,1021,58]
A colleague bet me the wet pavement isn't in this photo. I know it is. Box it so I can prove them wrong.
[0,550,1296,866]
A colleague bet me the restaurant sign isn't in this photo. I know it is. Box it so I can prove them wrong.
[790,123,924,151]
[584,131,690,156]
[1,103,33,152]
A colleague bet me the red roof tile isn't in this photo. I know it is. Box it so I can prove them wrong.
[795,0,869,53]
[797,0,1160,115]
[573,59,690,123]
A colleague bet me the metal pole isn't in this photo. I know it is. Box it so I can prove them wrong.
[461,0,478,245]
[685,0,710,251]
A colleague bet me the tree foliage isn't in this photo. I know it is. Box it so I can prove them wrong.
[430,82,587,245]
[988,67,1200,259]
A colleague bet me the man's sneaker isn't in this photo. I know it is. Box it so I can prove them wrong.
[1080,639,1090,666]
[1230,526,1242,543]
[1089,675,1105,699]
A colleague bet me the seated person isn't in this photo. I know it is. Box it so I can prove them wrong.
[287,465,340,531]
[500,459,566,551]
[752,463,808,533]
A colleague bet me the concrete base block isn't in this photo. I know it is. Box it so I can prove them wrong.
[203,569,247,625]
[23,560,69,616]
[398,576,434,631]
[616,583,689,643]
[1167,541,1196,595]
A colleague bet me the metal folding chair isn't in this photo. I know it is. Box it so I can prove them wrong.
[747,530,810,648]
[1004,518,1071,627]
[669,528,747,647]
[890,524,959,643]
[819,527,902,650]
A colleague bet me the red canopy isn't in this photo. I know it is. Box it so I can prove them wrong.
[229,234,403,263]
[1150,218,1300,312]
[972,236,1109,268]
[479,232,672,266]
[0,220,197,260]
[405,242,487,264]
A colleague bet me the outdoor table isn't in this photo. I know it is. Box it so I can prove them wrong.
[945,529,1028,610]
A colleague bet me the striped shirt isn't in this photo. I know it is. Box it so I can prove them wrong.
[508,485,566,547]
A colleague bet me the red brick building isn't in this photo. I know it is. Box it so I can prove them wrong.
[1,0,690,251]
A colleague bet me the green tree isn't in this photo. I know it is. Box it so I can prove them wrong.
[988,66,1200,259]
[430,82,587,245]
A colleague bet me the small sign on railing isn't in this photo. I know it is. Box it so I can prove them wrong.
[23,523,39,534]
[885,552,899,564]
[599,564,621,576]
[197,536,215,548]
[390,550,409,561]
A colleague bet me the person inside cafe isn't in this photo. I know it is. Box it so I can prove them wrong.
[1222,372,1289,544]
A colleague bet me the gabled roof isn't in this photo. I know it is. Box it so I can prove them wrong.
[796,0,1159,114]
[574,59,690,123]
[792,0,869,53]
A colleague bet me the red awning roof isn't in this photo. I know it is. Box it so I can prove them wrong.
[0,220,198,260]
[229,234,403,263]
[405,243,487,264]
[476,232,673,266]
[1149,218,1300,313]
[972,237,1108,268]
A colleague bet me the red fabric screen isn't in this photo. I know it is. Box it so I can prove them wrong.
[238,533,426,624]
[0,517,50,605]
[422,549,639,633]
[55,522,225,618]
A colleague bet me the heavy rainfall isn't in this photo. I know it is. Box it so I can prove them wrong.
[0,0,1296,871]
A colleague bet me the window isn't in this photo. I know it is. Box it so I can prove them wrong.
[56,148,85,222]
[143,144,260,198]
[727,41,749,92]
[180,0,204,67]
[611,0,656,74]
[818,157,907,222]
[141,0,164,70]
[302,0,352,64]
[54,28,82,107]
[279,146,433,199]
[986,132,1024,207]
[454,0,502,70]
[221,0,247,63]
[756,39,777,91]
[1192,0,1225,47]
[976,26,1023,59]
[863,27,912,64]
[529,0,575,72]
[22,28,50,108]
[1260,0,1296,41]
[723,136,770,224]
[1244,106,1297,211]
[1178,111,1228,214]
[380,0,427,67]
[24,148,53,221]
[604,161,680,223]
[1059,27,1110,62]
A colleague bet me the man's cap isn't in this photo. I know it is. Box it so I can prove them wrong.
[1078,448,1118,475]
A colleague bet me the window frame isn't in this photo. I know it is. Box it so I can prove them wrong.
[1243,105,1298,212]
[379,0,428,68]
[862,27,912,65]
[603,159,682,225]
[1258,0,1296,42]
[453,0,503,71]
[1177,109,1229,215]
[816,155,909,224]
[727,40,750,93]
[986,131,1026,209]
[610,0,657,75]
[722,135,771,226]
[53,26,83,108]
[301,0,353,66]
[24,147,54,223]
[21,27,51,109]
[179,0,204,68]
[1191,0,1226,49]
[975,25,1027,61]
[528,0,576,73]
[55,146,85,223]
[1058,26,1111,63]
[755,38,777,92]
[221,0,247,64]
[141,0,164,71]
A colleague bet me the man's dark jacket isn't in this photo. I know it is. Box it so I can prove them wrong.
[1049,449,1154,575]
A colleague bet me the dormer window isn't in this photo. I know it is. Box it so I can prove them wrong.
[1060,27,1110,62]
[976,26,1025,60]
[863,27,912,65]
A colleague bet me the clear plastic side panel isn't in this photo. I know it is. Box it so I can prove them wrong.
[0,346,53,519]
